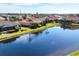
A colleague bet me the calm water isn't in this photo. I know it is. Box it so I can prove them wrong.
[0,26,79,56]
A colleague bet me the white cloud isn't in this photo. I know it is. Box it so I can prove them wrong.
[0,3,79,14]
[11,3,39,6]
[0,0,79,3]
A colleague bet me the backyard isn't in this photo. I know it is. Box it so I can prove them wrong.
[0,22,59,41]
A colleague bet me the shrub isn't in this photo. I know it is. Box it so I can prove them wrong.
[54,19,59,23]
[15,25,21,30]
[40,21,46,26]
[29,23,38,29]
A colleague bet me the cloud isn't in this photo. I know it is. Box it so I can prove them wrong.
[0,3,79,14]
[1,0,79,3]
[10,3,39,6]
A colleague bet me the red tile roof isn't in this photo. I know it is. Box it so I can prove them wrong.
[64,16,79,21]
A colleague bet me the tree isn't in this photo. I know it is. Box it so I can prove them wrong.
[40,21,46,26]
[76,14,79,17]
[15,25,21,30]
[45,17,50,23]
[10,16,19,21]
[22,15,27,19]
[54,19,59,23]
[29,23,38,29]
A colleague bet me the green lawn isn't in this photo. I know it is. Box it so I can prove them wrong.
[68,50,79,56]
[71,23,79,26]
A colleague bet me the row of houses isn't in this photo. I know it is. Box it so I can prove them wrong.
[0,14,58,33]
[17,15,57,27]
[49,15,79,22]
[0,14,51,33]
[1,14,79,22]
[0,14,79,34]
[0,15,67,32]
[63,16,79,22]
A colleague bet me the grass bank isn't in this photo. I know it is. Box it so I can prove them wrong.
[71,23,79,26]
[0,22,59,41]
[68,50,79,56]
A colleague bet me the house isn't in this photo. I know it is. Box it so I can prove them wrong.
[18,17,46,28]
[48,16,57,20]
[19,20,33,27]
[64,16,79,22]
[0,16,6,21]
[0,21,19,33]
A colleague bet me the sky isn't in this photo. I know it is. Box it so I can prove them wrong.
[0,3,79,14]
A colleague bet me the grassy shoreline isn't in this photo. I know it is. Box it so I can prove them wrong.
[0,22,59,41]
[68,50,79,56]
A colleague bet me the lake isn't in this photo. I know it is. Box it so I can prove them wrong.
[0,26,79,56]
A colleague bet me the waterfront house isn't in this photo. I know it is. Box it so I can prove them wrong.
[48,15,57,20]
[18,17,45,28]
[0,21,19,33]
[64,16,79,22]
[19,20,33,27]
[19,16,55,27]
[0,16,6,21]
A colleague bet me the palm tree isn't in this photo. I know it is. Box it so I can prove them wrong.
[45,18,49,34]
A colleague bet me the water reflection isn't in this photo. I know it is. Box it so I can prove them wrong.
[16,34,36,43]
[32,30,43,36]
[0,31,43,44]
[61,25,79,30]
[0,25,79,56]
[28,33,33,43]
[28,31,44,43]
[0,37,18,44]
[45,30,49,34]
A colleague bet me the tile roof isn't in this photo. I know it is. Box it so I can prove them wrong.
[0,21,17,27]
[64,16,79,21]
